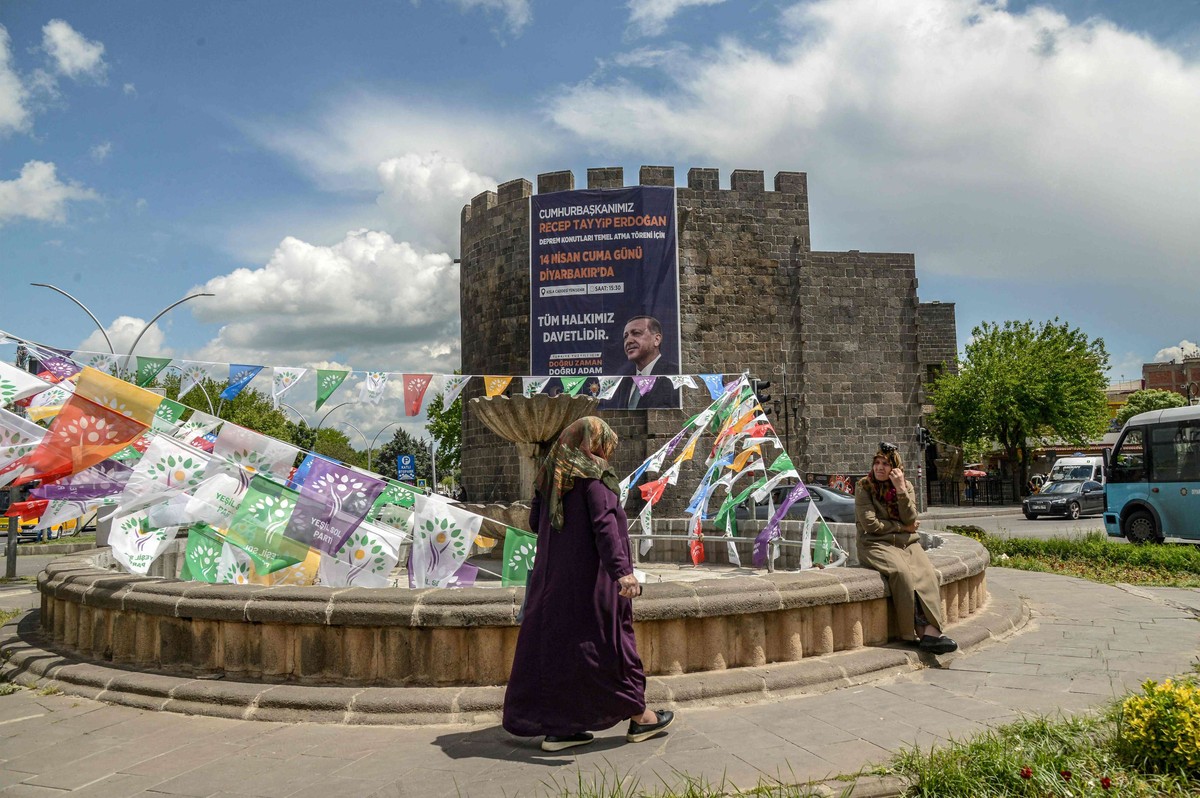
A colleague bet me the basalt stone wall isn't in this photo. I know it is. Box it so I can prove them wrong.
[460,166,955,512]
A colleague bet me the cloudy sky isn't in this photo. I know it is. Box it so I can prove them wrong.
[2,0,1198,437]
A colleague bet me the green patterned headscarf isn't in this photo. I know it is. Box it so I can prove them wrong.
[534,416,621,530]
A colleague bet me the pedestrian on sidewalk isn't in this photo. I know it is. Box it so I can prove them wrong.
[502,416,673,752]
[855,443,957,654]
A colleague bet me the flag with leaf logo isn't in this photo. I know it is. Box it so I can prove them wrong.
[700,374,725,399]
[753,479,811,567]
[484,376,512,397]
[409,495,481,588]
[173,411,222,447]
[560,376,586,396]
[135,356,173,387]
[177,361,224,399]
[403,374,433,416]
[440,374,470,407]
[220,364,264,401]
[0,408,45,487]
[523,377,549,397]
[501,526,537,586]
[181,523,226,582]
[668,375,697,390]
[597,377,622,400]
[315,369,349,411]
[110,511,176,574]
[271,367,307,408]
[35,351,81,381]
[32,459,132,502]
[358,371,388,404]
[0,361,50,406]
[318,520,404,588]
[78,351,120,377]
[14,367,160,486]
[222,475,308,573]
[25,380,75,423]
[286,458,385,555]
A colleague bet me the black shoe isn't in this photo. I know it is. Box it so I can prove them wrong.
[626,710,674,743]
[919,634,958,654]
[541,732,594,752]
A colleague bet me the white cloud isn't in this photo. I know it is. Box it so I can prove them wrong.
[377,153,496,252]
[0,160,99,224]
[135,197,147,212]
[90,141,112,163]
[77,316,173,358]
[444,0,532,35]
[187,228,460,373]
[243,93,550,194]
[42,20,107,82]
[0,25,30,135]
[122,82,136,96]
[627,0,727,37]
[1154,341,1200,363]
[548,0,1200,296]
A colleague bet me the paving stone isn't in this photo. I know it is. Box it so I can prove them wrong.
[117,740,248,780]
[794,738,891,778]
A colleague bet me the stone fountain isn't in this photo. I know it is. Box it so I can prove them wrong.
[467,393,598,503]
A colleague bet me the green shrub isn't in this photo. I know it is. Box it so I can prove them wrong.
[1117,678,1200,774]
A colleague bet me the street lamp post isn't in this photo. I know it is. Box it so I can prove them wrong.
[123,293,215,374]
[367,421,404,472]
[328,420,368,453]
[30,283,115,354]
[315,402,355,434]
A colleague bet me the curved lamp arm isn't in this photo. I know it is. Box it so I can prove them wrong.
[123,292,215,373]
[315,401,355,433]
[367,421,405,472]
[31,283,114,354]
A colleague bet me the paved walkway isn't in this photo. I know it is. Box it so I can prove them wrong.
[1,568,1198,797]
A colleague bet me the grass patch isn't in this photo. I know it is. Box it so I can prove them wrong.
[884,676,1200,797]
[16,533,95,547]
[0,608,19,626]
[542,766,849,797]
[0,683,20,696]
[946,527,1200,587]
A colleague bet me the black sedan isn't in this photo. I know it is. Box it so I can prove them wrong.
[1022,480,1106,520]
[734,483,858,524]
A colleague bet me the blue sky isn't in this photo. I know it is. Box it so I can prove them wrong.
[2,0,1198,434]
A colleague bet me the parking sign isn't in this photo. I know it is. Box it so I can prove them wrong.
[396,454,416,481]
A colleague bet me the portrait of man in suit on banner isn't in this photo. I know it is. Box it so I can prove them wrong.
[602,315,680,410]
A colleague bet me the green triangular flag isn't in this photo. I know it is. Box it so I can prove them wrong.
[182,524,224,583]
[814,521,834,565]
[152,398,186,432]
[560,376,586,396]
[768,452,795,473]
[315,369,349,411]
[223,476,307,573]
[501,526,537,587]
[135,356,173,387]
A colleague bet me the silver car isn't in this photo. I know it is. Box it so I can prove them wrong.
[734,483,858,524]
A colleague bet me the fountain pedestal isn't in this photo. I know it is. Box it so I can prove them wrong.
[468,393,598,502]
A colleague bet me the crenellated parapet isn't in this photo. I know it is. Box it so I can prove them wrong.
[459,165,951,510]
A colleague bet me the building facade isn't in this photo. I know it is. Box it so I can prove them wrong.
[459,166,957,513]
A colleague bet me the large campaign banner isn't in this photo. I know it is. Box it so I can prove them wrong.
[530,186,681,409]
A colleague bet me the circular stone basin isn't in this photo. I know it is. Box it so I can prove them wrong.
[29,532,988,688]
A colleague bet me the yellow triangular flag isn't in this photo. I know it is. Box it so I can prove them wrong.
[732,445,761,472]
[485,376,513,397]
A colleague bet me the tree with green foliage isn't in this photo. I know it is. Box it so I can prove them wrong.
[1114,389,1188,426]
[313,427,367,468]
[425,388,461,486]
[158,375,293,441]
[375,426,433,484]
[928,319,1109,497]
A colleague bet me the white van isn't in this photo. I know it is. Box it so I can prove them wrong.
[1048,454,1105,485]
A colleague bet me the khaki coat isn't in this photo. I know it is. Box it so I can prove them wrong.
[854,476,944,640]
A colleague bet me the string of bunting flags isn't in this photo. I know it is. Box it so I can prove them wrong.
[0,332,843,590]
[1,338,745,416]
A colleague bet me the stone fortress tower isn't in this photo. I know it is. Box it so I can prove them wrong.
[459,166,957,514]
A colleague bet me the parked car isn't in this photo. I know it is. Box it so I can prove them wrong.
[734,483,858,524]
[1022,480,1105,520]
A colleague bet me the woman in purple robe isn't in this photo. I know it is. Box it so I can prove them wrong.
[503,416,674,752]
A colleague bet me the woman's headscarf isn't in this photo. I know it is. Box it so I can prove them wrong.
[534,416,621,530]
[866,445,905,522]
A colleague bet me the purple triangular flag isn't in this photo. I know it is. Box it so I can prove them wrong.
[752,480,812,567]
[633,375,657,396]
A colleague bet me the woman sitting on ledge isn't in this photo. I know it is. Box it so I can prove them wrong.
[855,443,958,655]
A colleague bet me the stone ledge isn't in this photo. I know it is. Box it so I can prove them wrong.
[39,533,987,627]
[0,581,1027,725]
